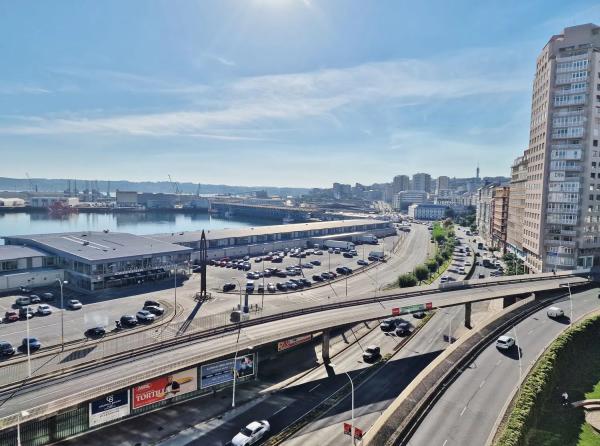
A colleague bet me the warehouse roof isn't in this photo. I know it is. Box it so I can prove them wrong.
[0,245,49,262]
[150,219,390,244]
[3,231,192,263]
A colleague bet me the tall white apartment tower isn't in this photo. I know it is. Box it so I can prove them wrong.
[522,23,600,273]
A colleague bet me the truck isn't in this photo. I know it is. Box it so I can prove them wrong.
[358,234,378,244]
[323,240,355,251]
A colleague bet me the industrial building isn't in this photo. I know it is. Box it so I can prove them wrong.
[0,245,64,292]
[3,232,192,292]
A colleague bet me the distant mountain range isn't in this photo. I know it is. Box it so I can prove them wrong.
[0,177,310,197]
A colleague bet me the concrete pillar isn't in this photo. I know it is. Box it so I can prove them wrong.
[503,296,517,308]
[464,302,472,329]
[322,329,331,364]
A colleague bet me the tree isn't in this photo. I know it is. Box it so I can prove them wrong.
[426,259,438,273]
[398,273,418,288]
[434,233,446,244]
[443,218,453,228]
[414,265,430,282]
[435,254,445,266]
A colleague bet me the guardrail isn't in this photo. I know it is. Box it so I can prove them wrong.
[0,271,589,389]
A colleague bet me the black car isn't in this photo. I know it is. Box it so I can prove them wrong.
[120,315,138,328]
[21,337,41,352]
[85,326,106,338]
[300,278,312,286]
[275,271,288,278]
[144,300,160,307]
[343,252,353,258]
[312,274,324,282]
[276,282,288,291]
[19,307,34,319]
[223,283,236,292]
[143,305,165,315]
[0,341,15,357]
[395,322,411,336]
[336,267,350,275]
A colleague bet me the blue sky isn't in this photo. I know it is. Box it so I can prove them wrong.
[1,0,599,188]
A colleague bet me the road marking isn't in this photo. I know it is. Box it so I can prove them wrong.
[460,406,468,417]
[442,439,448,446]
[308,383,321,393]
[479,380,486,389]
[273,405,288,416]
[495,359,501,366]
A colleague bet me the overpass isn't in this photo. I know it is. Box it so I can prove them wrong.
[0,271,590,440]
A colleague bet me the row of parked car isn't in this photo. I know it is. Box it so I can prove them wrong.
[4,296,83,323]
[87,300,166,337]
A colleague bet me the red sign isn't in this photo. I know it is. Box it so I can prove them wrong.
[392,307,400,316]
[277,334,312,352]
[354,427,364,440]
[426,302,433,310]
[132,368,197,409]
[343,422,352,435]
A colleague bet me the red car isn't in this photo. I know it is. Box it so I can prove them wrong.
[4,311,18,322]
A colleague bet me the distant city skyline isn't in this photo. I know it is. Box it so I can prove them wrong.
[1,0,599,187]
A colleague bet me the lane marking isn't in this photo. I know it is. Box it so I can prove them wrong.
[479,380,486,389]
[442,439,448,446]
[273,405,288,416]
[460,406,468,417]
[308,383,321,393]
[495,359,501,366]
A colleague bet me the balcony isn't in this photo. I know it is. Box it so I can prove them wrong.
[546,254,576,266]
[545,239,577,247]
[561,229,577,236]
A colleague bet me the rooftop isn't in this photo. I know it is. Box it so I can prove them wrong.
[4,231,192,263]
[150,219,388,244]
[0,245,49,262]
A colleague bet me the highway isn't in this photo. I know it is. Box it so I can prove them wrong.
[407,287,600,446]
[0,272,585,426]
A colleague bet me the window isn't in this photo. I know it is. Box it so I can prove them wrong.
[594,140,598,147]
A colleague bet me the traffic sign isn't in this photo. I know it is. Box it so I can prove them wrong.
[426,302,433,310]
[354,427,364,440]
[392,307,400,316]
[343,422,352,435]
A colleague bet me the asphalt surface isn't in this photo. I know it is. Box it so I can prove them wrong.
[407,287,600,446]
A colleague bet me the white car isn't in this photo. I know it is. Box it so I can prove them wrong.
[67,299,82,310]
[231,420,270,446]
[496,335,515,350]
[547,306,564,319]
[440,276,449,283]
[36,304,52,316]
[136,310,156,323]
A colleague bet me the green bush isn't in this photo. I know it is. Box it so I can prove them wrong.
[435,254,445,266]
[414,265,430,282]
[398,273,418,288]
[426,259,438,273]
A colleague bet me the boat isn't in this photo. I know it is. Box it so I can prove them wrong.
[48,201,78,215]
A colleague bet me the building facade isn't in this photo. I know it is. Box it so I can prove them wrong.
[507,155,528,258]
[518,23,600,272]
[392,175,410,194]
[392,190,428,211]
[412,173,432,192]
[491,186,510,252]
[476,184,496,245]
[407,204,447,220]
[436,176,450,194]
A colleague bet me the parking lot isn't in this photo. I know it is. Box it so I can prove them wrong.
[206,236,400,296]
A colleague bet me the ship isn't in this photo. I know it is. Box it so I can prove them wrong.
[48,201,78,215]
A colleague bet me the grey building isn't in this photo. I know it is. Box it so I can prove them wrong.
[412,173,432,193]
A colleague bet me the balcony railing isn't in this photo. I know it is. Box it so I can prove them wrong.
[545,239,577,247]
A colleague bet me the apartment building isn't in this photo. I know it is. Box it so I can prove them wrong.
[476,184,496,245]
[491,186,510,252]
[518,23,600,272]
[507,155,528,259]
[392,175,410,194]
[392,190,428,211]
[412,173,432,193]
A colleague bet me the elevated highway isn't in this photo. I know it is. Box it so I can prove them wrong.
[0,271,589,431]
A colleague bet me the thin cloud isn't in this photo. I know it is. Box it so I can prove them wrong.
[0,84,51,95]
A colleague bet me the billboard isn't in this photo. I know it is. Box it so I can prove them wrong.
[200,353,255,389]
[89,390,130,427]
[277,334,312,352]
[132,367,197,410]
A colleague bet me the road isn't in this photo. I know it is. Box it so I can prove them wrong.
[407,287,600,446]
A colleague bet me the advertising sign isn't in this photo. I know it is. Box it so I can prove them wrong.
[200,353,255,389]
[277,334,312,352]
[132,367,197,410]
[354,427,364,440]
[343,423,352,436]
[89,390,130,427]
[392,307,400,316]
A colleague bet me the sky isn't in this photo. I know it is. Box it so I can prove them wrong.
[1,0,599,188]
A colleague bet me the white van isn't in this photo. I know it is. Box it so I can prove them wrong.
[15,296,31,307]
[547,307,564,319]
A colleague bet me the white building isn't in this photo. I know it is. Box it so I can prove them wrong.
[408,204,447,220]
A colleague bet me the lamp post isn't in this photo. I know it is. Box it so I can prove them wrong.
[173,266,178,316]
[567,282,573,326]
[261,248,265,311]
[55,279,68,351]
[26,304,31,378]
[17,410,30,446]
[232,277,242,310]
[331,364,355,446]
[231,337,253,409]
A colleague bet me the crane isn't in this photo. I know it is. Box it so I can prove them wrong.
[25,172,34,192]
[167,175,180,195]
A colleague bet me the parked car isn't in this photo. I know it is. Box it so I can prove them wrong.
[120,314,138,327]
[547,306,564,319]
[343,252,353,258]
[300,278,312,286]
[357,259,368,266]
[85,326,106,338]
[19,307,34,319]
[36,304,52,316]
[144,299,160,307]
[29,294,41,304]
[257,284,265,293]
[21,337,41,352]
[136,310,156,323]
[41,292,55,302]
[223,283,236,292]
[15,296,31,307]
[413,311,426,319]
[310,260,321,266]
[362,345,381,362]
[276,282,288,291]
[4,311,18,323]
[321,272,332,280]
[312,274,324,282]
[301,263,313,269]
[495,335,515,350]
[67,299,83,310]
[246,281,255,293]
[478,273,485,279]
[267,283,276,293]
[231,420,271,446]
[143,305,165,316]
[0,341,15,357]
[285,281,298,290]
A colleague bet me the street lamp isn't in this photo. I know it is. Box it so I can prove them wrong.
[232,277,243,311]
[55,279,68,351]
[26,305,31,378]
[331,364,355,446]
[173,265,178,316]
[232,340,253,408]
[17,410,30,446]
[567,282,573,326]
